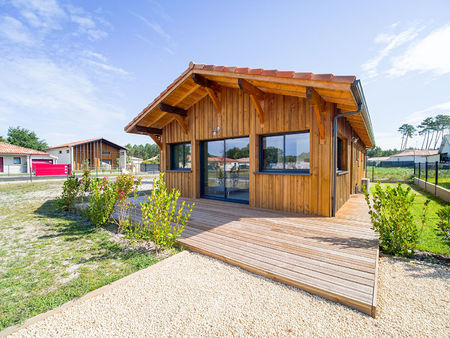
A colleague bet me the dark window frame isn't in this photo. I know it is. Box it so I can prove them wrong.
[259,130,310,174]
[170,142,191,171]
[13,157,21,164]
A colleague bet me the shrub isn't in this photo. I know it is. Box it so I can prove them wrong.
[364,183,429,257]
[436,206,450,247]
[86,177,118,227]
[56,173,81,211]
[124,173,194,252]
[115,173,142,231]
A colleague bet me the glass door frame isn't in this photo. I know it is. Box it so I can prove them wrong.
[200,136,250,204]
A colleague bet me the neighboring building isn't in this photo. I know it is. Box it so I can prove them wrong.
[439,134,450,162]
[367,156,390,165]
[47,138,127,170]
[124,62,374,216]
[128,156,143,173]
[0,141,56,174]
[384,149,440,164]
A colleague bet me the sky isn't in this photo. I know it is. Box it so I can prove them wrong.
[0,0,449,149]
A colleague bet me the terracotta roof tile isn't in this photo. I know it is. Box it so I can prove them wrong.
[48,138,126,150]
[125,62,358,131]
[0,141,49,155]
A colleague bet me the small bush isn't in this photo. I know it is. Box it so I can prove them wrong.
[56,173,81,211]
[364,183,429,257]
[115,173,142,231]
[124,173,194,252]
[86,177,118,227]
[436,206,450,247]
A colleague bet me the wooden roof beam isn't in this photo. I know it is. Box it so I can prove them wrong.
[238,78,265,128]
[192,74,221,114]
[134,125,162,135]
[159,103,187,117]
[306,87,326,142]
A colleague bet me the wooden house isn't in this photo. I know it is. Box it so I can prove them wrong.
[47,138,127,170]
[125,63,374,216]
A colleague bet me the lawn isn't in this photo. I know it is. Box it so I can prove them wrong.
[370,183,449,255]
[366,165,414,181]
[0,181,169,331]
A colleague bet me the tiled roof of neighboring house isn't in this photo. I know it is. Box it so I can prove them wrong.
[48,138,127,150]
[0,141,49,155]
[391,149,439,157]
[367,156,391,162]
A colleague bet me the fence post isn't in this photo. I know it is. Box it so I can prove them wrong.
[425,161,428,182]
[418,162,421,179]
[372,165,374,181]
[435,161,438,186]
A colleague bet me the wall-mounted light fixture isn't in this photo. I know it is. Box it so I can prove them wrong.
[212,126,221,136]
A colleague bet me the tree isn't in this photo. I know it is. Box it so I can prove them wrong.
[0,135,5,142]
[125,142,160,160]
[397,124,415,150]
[6,126,47,151]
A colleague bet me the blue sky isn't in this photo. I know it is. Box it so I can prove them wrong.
[0,0,449,149]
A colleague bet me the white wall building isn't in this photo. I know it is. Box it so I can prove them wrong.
[0,142,56,174]
[384,149,440,164]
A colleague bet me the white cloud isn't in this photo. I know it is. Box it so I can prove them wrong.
[362,26,421,78]
[71,14,107,41]
[406,101,450,125]
[0,15,34,45]
[388,25,450,77]
[131,12,171,42]
[11,0,66,30]
[87,60,130,76]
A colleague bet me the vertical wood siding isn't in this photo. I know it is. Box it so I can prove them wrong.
[161,87,363,216]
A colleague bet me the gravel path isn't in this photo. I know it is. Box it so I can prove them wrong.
[5,251,449,337]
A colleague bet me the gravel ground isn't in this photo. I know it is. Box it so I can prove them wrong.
[5,251,449,337]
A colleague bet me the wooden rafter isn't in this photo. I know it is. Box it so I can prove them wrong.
[174,115,189,134]
[238,78,265,127]
[306,87,326,142]
[159,103,187,116]
[192,73,221,114]
[134,125,162,135]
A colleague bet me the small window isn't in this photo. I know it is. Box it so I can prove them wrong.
[13,157,21,164]
[170,142,191,170]
[66,150,69,153]
[59,150,62,154]
[260,132,310,173]
[102,151,110,155]
[337,137,347,171]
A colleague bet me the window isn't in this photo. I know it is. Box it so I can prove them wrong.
[102,151,110,155]
[260,132,310,173]
[337,137,348,171]
[66,150,69,153]
[13,157,21,164]
[59,150,62,154]
[170,142,191,170]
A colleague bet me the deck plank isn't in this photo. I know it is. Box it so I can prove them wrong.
[131,194,379,317]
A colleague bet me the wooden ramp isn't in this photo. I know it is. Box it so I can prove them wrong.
[134,194,379,317]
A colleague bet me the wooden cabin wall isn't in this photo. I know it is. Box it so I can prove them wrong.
[72,141,121,170]
[161,87,336,216]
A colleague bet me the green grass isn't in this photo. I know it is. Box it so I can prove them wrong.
[423,176,450,190]
[367,165,414,181]
[370,183,449,255]
[0,181,170,331]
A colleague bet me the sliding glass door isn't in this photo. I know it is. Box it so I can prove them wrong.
[201,137,249,203]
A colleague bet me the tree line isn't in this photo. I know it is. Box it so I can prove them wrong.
[398,115,450,150]
[125,143,160,161]
[0,126,48,151]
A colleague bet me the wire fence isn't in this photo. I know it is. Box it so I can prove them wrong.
[366,162,415,182]
[414,162,450,190]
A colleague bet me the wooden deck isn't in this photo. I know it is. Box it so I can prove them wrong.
[135,194,379,317]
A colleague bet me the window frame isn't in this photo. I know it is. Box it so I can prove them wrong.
[259,130,310,174]
[170,142,191,171]
[13,157,22,164]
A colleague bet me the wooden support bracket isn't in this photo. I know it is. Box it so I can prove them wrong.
[238,78,265,127]
[159,103,187,116]
[134,125,162,135]
[192,74,221,114]
[149,135,162,150]
[174,115,189,134]
[306,87,326,142]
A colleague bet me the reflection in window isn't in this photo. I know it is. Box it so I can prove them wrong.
[171,143,191,170]
[261,132,310,173]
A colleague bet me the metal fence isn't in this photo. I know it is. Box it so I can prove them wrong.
[366,161,415,182]
[414,162,450,190]
[140,163,159,174]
